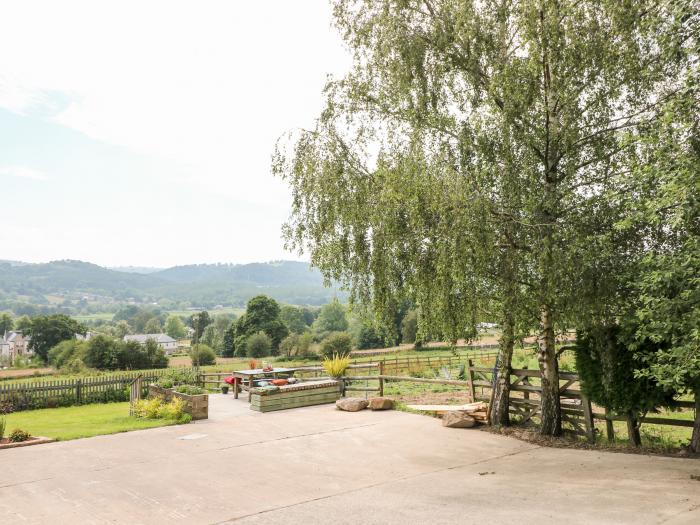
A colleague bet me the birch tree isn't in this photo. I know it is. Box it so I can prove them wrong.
[274,0,695,434]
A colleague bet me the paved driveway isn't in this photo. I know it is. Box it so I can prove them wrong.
[1,395,699,524]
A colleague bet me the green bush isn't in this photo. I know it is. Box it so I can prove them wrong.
[575,325,673,417]
[133,396,187,421]
[355,324,385,350]
[9,428,31,443]
[189,344,216,366]
[246,331,273,357]
[173,385,206,395]
[157,377,175,389]
[0,416,5,440]
[320,332,352,358]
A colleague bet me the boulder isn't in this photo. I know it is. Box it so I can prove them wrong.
[442,411,477,428]
[336,398,369,412]
[369,397,394,411]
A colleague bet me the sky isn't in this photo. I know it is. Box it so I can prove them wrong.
[0,0,351,268]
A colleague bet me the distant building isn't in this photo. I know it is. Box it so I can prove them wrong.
[123,333,178,355]
[76,331,96,342]
[1,330,33,364]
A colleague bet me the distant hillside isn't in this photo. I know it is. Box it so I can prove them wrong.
[0,259,341,311]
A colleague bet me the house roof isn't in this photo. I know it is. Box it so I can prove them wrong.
[124,333,176,344]
[3,331,25,343]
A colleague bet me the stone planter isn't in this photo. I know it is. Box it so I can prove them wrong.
[148,385,209,420]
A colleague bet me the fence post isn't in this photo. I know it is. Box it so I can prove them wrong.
[378,361,384,397]
[129,376,143,417]
[467,359,475,402]
[76,379,82,404]
[604,407,615,442]
[580,392,595,444]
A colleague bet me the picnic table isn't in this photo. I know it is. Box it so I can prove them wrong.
[230,368,297,400]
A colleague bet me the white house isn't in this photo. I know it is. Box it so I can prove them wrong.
[123,333,178,355]
[1,331,33,364]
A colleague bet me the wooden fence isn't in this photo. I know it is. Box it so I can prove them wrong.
[197,350,499,389]
[0,368,197,411]
[342,363,695,443]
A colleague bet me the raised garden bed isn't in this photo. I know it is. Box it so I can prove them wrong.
[0,436,55,450]
[250,379,341,413]
[148,385,208,420]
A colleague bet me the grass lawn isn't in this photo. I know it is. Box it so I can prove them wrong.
[2,402,179,441]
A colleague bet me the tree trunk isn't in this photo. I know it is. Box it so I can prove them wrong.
[490,316,515,426]
[626,413,642,447]
[690,390,700,454]
[538,303,561,436]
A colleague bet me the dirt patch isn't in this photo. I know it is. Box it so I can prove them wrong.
[0,368,54,380]
[490,424,699,459]
[393,391,476,406]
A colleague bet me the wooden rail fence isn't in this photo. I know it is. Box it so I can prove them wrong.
[342,364,695,443]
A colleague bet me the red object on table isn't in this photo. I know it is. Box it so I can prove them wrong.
[271,379,288,386]
[224,376,241,385]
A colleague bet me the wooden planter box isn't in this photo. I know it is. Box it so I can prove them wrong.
[148,385,209,420]
[250,380,341,413]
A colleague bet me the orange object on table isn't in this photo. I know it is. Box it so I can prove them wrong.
[271,379,288,386]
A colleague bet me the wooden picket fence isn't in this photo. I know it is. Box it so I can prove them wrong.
[0,368,197,411]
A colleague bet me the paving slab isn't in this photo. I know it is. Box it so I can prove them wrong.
[1,395,698,524]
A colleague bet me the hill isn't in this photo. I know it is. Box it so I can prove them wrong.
[0,260,340,312]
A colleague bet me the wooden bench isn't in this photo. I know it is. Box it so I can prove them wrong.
[249,380,341,413]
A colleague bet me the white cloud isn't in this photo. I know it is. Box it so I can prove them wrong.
[0,165,48,181]
[0,0,353,266]
[0,0,351,203]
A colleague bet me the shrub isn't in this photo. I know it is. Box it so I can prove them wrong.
[320,332,352,358]
[173,385,205,395]
[133,396,187,421]
[0,416,5,440]
[161,368,198,386]
[157,377,174,389]
[9,428,31,443]
[322,354,350,378]
[158,397,186,420]
[355,324,385,350]
[575,325,673,417]
[189,344,216,366]
[246,331,272,358]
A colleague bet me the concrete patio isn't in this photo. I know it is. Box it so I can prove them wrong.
[1,394,699,524]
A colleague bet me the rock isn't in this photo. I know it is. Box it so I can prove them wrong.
[368,397,394,410]
[336,398,369,412]
[442,411,477,428]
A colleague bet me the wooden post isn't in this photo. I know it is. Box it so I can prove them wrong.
[76,379,82,405]
[467,359,475,402]
[580,392,595,444]
[605,408,615,442]
[626,412,642,447]
[378,361,384,397]
[522,366,530,402]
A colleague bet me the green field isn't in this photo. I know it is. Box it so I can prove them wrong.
[2,402,179,441]
[72,312,115,322]
[72,307,245,324]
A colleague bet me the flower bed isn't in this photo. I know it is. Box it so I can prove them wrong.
[148,385,208,420]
